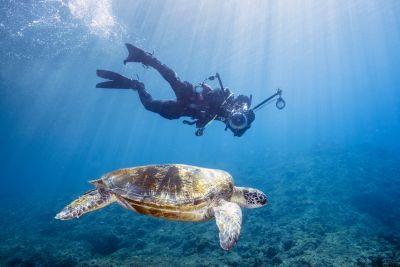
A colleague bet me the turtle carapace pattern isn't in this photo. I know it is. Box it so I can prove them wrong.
[55,164,268,250]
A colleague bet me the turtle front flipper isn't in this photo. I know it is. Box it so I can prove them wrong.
[213,200,242,250]
[55,189,116,220]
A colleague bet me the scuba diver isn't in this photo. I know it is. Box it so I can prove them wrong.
[96,43,285,136]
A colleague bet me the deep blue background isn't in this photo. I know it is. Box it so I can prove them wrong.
[1,0,399,197]
[1,3,400,263]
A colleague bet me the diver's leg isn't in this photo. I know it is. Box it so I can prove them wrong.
[137,88,183,119]
[96,69,182,118]
[123,44,195,100]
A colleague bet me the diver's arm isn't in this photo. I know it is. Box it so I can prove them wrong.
[196,119,208,129]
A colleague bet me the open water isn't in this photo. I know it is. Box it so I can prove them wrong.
[0,1,399,266]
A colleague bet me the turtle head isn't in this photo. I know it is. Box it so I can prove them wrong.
[231,186,268,208]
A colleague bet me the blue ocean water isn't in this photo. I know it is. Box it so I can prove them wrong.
[1,0,399,266]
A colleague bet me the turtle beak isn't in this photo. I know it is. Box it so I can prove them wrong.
[55,208,79,220]
[54,211,66,220]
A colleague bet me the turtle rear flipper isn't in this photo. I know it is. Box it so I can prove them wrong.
[213,200,242,250]
[55,189,116,220]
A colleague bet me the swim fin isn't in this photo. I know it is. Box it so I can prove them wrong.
[96,69,144,90]
[97,69,128,81]
[123,43,151,65]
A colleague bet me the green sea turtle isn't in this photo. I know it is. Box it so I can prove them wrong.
[55,164,268,250]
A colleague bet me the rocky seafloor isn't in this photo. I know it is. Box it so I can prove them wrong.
[1,146,399,266]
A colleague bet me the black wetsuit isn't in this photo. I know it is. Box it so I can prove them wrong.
[133,55,235,128]
[96,44,253,136]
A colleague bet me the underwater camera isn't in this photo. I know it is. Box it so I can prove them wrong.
[189,73,286,136]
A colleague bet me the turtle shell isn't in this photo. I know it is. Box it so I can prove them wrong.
[98,164,234,220]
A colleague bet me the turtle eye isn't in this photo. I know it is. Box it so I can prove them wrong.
[258,193,267,205]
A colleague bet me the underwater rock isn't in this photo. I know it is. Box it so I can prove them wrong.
[264,246,279,258]
[1,147,399,265]
[282,239,295,251]
[369,255,384,267]
[84,233,124,256]
[132,238,146,250]
[350,192,398,228]
[7,258,35,267]
[271,256,283,265]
